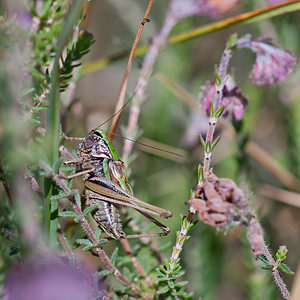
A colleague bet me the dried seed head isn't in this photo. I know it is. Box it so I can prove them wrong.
[189,173,248,227]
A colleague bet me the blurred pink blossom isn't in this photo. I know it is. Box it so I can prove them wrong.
[202,77,247,120]
[5,257,107,300]
[169,0,239,20]
[268,0,286,5]
[237,38,296,85]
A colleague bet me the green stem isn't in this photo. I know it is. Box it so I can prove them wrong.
[45,1,85,247]
[82,0,300,75]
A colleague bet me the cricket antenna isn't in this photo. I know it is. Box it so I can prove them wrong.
[95,96,133,130]
[109,132,187,161]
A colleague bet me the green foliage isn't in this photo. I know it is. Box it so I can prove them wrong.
[257,246,294,275]
[59,30,95,91]
[156,260,193,299]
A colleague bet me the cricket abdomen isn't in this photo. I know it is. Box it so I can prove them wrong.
[86,190,126,240]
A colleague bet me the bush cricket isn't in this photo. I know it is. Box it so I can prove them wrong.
[63,129,173,240]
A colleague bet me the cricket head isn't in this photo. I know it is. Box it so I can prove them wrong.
[77,129,118,160]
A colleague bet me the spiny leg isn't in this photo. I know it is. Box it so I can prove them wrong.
[60,167,95,180]
[86,191,170,239]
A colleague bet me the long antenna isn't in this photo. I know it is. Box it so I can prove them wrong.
[106,1,154,141]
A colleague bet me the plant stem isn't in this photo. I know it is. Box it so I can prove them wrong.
[203,46,233,174]
[168,208,195,270]
[122,13,176,163]
[108,0,155,141]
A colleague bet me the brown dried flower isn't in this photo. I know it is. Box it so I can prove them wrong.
[189,173,248,227]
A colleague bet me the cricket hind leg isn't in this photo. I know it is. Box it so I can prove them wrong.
[86,190,170,239]
[124,209,170,239]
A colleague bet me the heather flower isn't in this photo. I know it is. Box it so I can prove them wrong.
[189,173,248,227]
[5,257,105,300]
[169,0,239,20]
[237,38,296,85]
[202,77,248,120]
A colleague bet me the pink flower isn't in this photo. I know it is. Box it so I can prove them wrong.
[169,0,239,20]
[237,38,296,85]
[202,77,247,121]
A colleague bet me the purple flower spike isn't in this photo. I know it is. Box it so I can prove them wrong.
[238,38,296,85]
[202,77,247,121]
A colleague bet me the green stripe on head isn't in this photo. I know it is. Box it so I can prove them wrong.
[95,128,119,160]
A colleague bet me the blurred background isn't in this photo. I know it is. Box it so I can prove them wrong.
[1,0,300,299]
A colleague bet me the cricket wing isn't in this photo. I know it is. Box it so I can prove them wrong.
[85,177,172,218]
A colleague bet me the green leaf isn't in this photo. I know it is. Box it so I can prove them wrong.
[156,277,168,284]
[98,269,111,277]
[81,238,107,251]
[74,215,83,223]
[205,141,211,153]
[114,285,130,292]
[83,204,98,216]
[197,165,204,182]
[59,211,78,218]
[168,281,175,289]
[227,33,237,48]
[157,286,170,294]
[174,281,188,289]
[209,100,214,117]
[261,264,274,271]
[199,135,205,150]
[157,266,167,275]
[123,267,131,281]
[211,136,220,150]
[215,69,221,86]
[257,254,269,264]
[40,0,52,18]
[9,248,20,256]
[76,239,93,246]
[95,227,102,240]
[74,192,81,207]
[215,105,225,118]
[279,263,294,275]
[111,248,119,266]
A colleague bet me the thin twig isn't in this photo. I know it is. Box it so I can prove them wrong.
[203,46,232,174]
[168,208,195,270]
[58,226,75,261]
[108,0,155,141]
[122,13,176,163]
[39,161,140,295]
